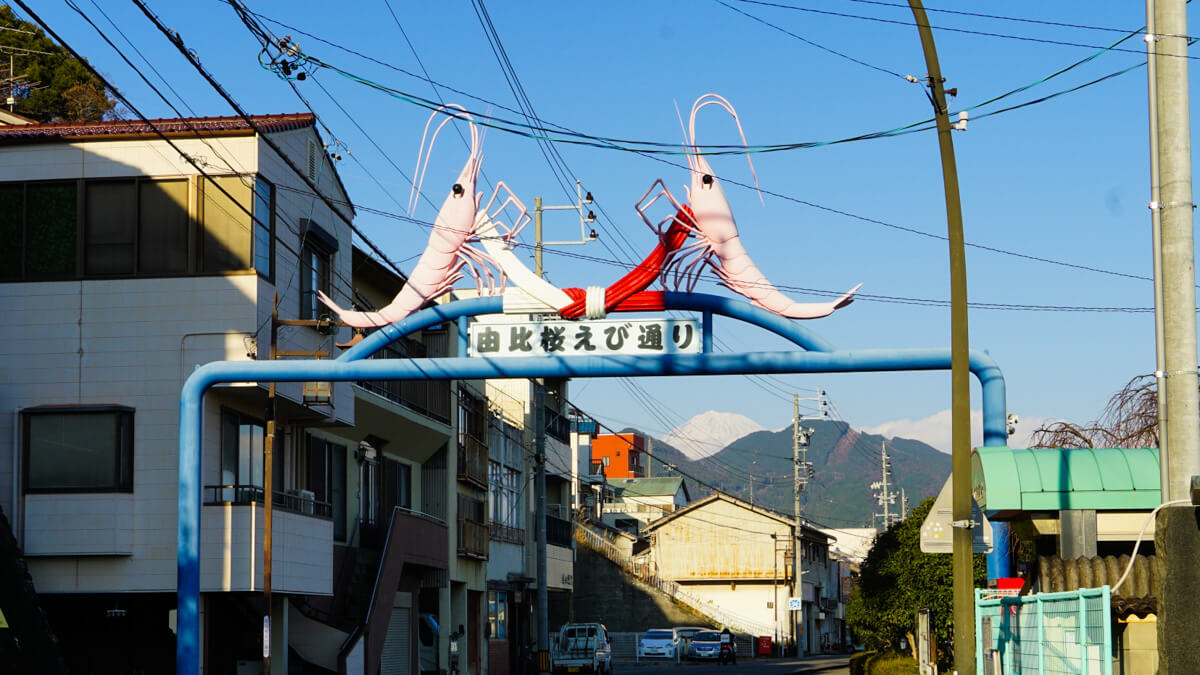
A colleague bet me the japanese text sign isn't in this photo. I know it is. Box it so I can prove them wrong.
[468,318,702,358]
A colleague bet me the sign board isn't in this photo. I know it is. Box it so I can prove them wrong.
[787,597,803,611]
[263,616,271,658]
[468,318,701,357]
[920,475,993,554]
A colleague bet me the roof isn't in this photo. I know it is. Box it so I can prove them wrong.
[972,446,1161,515]
[642,491,828,540]
[0,113,315,143]
[606,477,689,499]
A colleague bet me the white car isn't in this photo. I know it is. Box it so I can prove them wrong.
[638,628,679,659]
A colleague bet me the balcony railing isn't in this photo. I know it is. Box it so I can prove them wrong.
[546,513,573,548]
[458,519,490,559]
[357,342,451,424]
[457,434,488,488]
[545,407,570,443]
[489,522,525,545]
[203,485,332,518]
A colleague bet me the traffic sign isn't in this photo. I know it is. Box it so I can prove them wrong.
[787,597,803,611]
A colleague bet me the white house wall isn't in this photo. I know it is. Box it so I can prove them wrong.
[199,505,332,595]
[0,274,259,593]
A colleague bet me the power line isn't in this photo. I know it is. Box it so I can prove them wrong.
[840,0,1164,37]
[731,0,1200,61]
[130,0,409,284]
[714,0,908,79]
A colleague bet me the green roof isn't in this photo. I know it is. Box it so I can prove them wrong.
[606,477,688,499]
[971,446,1161,514]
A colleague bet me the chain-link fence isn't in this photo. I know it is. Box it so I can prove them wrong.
[975,586,1112,675]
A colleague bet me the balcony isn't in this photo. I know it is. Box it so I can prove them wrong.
[357,341,451,424]
[458,494,489,559]
[489,522,526,545]
[204,485,331,518]
[457,434,488,489]
[458,519,489,559]
[546,513,573,548]
[544,406,570,444]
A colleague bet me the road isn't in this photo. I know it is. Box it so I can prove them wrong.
[616,654,850,675]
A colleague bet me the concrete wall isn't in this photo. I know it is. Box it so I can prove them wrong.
[571,545,708,633]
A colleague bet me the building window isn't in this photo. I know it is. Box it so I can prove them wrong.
[489,461,521,530]
[139,179,191,275]
[253,177,274,280]
[23,406,133,493]
[220,409,265,500]
[85,180,137,275]
[303,434,346,530]
[1,175,273,282]
[488,591,508,640]
[383,457,412,512]
[298,239,333,317]
[201,176,254,273]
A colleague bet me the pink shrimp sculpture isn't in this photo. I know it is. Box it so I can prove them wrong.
[661,94,861,319]
[318,105,522,328]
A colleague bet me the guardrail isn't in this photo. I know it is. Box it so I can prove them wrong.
[576,522,774,637]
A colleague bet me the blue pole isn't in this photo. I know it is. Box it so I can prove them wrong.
[176,296,1008,675]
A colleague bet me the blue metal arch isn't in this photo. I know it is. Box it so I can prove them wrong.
[176,294,1008,674]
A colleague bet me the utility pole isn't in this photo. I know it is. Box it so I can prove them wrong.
[263,295,278,675]
[534,381,549,675]
[871,442,898,530]
[1149,1,1200,670]
[905,3,974,671]
[792,391,821,656]
[531,192,594,674]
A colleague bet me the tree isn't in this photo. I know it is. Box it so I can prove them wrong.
[845,497,986,667]
[0,6,114,121]
[1030,374,1159,449]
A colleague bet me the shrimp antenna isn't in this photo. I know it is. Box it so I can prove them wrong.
[409,104,478,215]
[690,93,764,205]
[673,99,694,174]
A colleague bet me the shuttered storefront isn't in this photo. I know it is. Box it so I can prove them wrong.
[381,608,411,675]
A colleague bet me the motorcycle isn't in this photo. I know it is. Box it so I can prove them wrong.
[717,642,736,666]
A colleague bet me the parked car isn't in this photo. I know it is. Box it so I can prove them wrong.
[674,626,708,657]
[637,628,679,660]
[687,630,724,661]
[551,622,613,674]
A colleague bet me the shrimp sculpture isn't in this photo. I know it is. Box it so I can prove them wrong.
[659,94,861,319]
[318,105,523,328]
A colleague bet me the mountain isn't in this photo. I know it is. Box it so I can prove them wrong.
[644,419,951,529]
[661,411,766,459]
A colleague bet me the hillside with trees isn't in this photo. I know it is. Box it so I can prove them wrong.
[0,5,114,121]
[639,419,951,528]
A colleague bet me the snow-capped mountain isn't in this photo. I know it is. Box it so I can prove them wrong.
[662,411,766,459]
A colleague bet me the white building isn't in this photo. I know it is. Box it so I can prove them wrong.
[600,477,691,534]
[0,114,495,674]
[640,492,845,654]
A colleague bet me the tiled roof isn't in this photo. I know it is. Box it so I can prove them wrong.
[0,113,315,141]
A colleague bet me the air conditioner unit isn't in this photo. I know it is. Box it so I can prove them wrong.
[298,489,316,514]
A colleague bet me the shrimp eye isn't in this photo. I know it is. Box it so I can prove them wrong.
[702,174,714,186]
[452,183,464,196]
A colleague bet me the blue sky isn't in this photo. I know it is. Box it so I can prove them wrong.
[26,1,1197,451]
